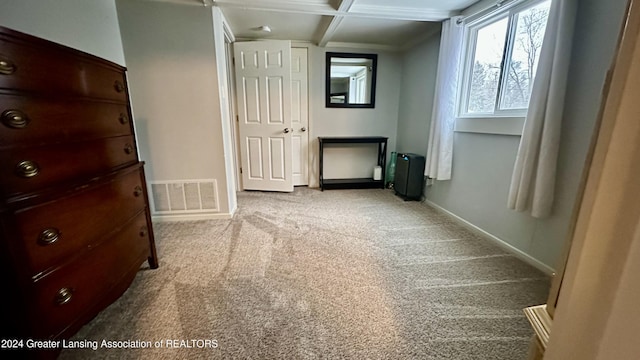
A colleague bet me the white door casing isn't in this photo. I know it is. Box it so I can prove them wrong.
[291,47,309,186]
[234,40,293,192]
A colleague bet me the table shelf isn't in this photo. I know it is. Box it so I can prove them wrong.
[318,136,388,191]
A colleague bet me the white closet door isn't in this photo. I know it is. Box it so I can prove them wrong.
[291,47,309,186]
[234,40,293,192]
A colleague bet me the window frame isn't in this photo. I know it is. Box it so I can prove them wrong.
[457,0,551,120]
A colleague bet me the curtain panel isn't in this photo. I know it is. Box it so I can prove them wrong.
[425,17,463,180]
[508,0,578,218]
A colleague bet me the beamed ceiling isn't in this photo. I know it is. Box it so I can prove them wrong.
[150,0,482,51]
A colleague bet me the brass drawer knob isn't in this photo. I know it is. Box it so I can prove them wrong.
[15,160,39,178]
[119,113,129,125]
[2,109,30,129]
[124,144,134,154]
[38,228,60,246]
[139,226,148,237]
[55,287,73,306]
[0,58,16,75]
[114,80,125,93]
[133,186,143,197]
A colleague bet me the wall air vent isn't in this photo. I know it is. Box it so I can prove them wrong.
[149,180,219,214]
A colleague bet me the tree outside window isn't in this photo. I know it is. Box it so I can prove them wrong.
[461,0,551,116]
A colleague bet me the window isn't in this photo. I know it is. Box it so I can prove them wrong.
[459,0,551,118]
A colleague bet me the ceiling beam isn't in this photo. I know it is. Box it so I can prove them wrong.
[212,0,336,16]
[211,0,457,21]
[141,0,205,7]
[325,41,401,52]
[349,5,456,21]
[336,0,356,12]
[317,16,345,47]
[317,0,355,47]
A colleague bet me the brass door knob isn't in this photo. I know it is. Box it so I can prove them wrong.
[300,127,306,132]
[2,110,29,129]
[283,128,291,134]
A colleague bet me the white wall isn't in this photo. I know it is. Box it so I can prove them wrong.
[396,33,441,155]
[307,45,402,187]
[0,0,125,65]
[116,0,231,216]
[426,133,543,260]
[404,0,630,270]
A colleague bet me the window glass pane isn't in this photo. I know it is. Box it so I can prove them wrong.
[467,17,509,114]
[500,0,551,110]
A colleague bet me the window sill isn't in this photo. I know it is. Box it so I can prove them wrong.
[455,116,525,136]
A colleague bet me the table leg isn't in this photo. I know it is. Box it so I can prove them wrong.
[319,141,324,191]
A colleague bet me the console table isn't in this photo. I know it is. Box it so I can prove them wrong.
[318,136,388,191]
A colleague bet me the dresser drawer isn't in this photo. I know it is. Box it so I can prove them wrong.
[0,94,132,147]
[26,211,151,338]
[0,35,127,101]
[11,169,147,278]
[0,135,137,196]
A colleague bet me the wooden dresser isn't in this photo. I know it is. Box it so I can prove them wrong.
[0,26,158,345]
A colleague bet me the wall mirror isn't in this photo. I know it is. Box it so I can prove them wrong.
[326,52,377,108]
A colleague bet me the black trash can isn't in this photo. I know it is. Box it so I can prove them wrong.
[394,153,425,200]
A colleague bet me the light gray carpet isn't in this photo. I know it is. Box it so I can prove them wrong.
[60,188,549,359]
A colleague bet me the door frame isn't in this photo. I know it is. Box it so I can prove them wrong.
[225,39,242,191]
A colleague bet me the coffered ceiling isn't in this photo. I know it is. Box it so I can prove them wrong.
[155,0,482,50]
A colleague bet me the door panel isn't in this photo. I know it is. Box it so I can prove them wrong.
[243,77,261,123]
[266,50,283,68]
[291,48,309,186]
[292,81,301,123]
[292,135,302,177]
[247,137,263,179]
[234,41,293,192]
[269,137,286,180]
[266,76,285,124]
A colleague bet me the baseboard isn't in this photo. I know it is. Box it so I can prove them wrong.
[228,203,238,217]
[424,200,555,276]
[152,212,233,222]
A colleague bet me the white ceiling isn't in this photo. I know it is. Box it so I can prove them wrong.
[157,0,481,50]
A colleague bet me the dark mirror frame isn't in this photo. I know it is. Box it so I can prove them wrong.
[325,52,378,108]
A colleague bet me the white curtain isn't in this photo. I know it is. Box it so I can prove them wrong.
[425,17,463,180]
[508,0,577,218]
